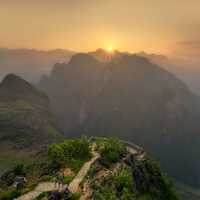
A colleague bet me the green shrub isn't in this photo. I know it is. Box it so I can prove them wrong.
[62,137,91,161]
[48,144,65,167]
[70,193,81,200]
[113,167,135,191]
[0,189,22,200]
[134,159,180,200]
[13,164,25,175]
[34,192,48,200]
[62,176,74,184]
[96,138,127,167]
[47,137,91,170]
[92,167,135,200]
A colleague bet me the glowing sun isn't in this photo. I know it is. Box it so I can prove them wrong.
[107,46,114,52]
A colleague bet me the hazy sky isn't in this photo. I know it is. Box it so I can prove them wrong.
[1,0,200,56]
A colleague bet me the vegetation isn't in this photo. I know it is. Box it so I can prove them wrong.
[40,51,200,187]
[0,74,63,175]
[133,159,180,200]
[91,159,179,200]
[0,188,22,200]
[0,138,180,200]
[34,192,48,200]
[0,137,91,200]
[93,167,135,200]
[96,138,127,167]
[48,137,91,171]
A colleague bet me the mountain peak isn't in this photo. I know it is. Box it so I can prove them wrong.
[1,73,34,91]
[0,73,48,104]
[90,48,121,63]
[2,73,24,83]
[69,53,101,66]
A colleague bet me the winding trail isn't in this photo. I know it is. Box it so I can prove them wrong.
[15,182,67,200]
[15,145,100,200]
[68,146,100,193]
[15,141,144,200]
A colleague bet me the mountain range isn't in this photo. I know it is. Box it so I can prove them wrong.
[1,48,200,95]
[39,49,200,187]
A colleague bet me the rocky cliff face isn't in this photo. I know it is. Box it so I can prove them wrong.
[39,49,200,187]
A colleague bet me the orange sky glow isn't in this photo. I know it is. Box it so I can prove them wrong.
[0,0,200,57]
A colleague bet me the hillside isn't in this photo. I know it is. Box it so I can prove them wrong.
[39,49,200,187]
[0,74,63,175]
[137,51,200,95]
[0,138,179,200]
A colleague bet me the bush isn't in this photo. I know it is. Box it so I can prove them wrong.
[62,176,74,184]
[34,192,47,200]
[47,137,91,170]
[0,189,22,200]
[92,167,135,200]
[62,137,91,161]
[13,164,25,176]
[48,144,65,167]
[96,138,127,167]
[134,159,180,200]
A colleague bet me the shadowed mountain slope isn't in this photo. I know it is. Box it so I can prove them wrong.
[0,74,63,174]
[39,49,200,187]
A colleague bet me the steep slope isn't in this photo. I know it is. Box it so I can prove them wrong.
[0,138,180,200]
[137,51,200,95]
[86,54,200,186]
[0,74,63,174]
[39,53,106,134]
[39,49,200,187]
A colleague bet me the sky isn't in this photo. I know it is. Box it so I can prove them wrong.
[0,0,200,57]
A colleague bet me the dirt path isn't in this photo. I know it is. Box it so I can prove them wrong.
[68,147,100,193]
[15,182,67,200]
[68,144,144,195]
[15,144,99,200]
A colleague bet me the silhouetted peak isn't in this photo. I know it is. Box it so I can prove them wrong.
[0,73,48,102]
[1,73,34,90]
[69,53,100,66]
[90,48,122,63]
[94,48,108,54]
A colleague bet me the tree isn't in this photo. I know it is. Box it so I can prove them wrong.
[48,144,65,167]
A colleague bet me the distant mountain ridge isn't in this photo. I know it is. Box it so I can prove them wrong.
[137,51,200,95]
[0,48,75,83]
[39,49,200,187]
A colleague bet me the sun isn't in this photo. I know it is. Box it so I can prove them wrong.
[107,46,114,53]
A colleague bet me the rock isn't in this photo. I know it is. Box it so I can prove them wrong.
[48,188,72,200]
